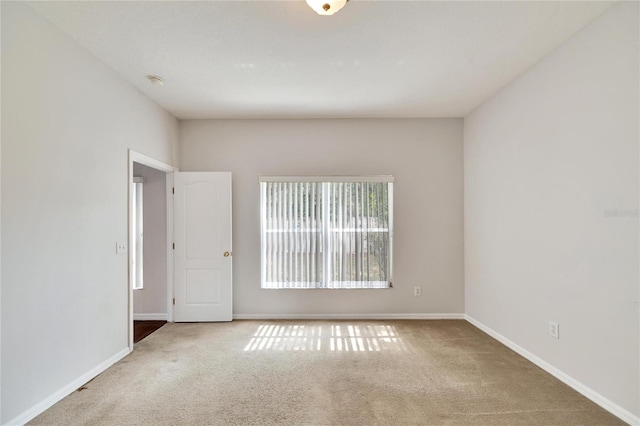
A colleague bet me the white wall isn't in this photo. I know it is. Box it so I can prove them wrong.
[133,163,168,318]
[464,2,639,420]
[1,3,178,423]
[179,118,464,317]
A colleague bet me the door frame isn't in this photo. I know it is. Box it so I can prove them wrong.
[127,150,178,351]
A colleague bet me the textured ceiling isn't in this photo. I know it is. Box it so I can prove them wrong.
[28,1,613,119]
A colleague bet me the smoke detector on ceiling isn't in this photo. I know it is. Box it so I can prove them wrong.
[147,75,165,87]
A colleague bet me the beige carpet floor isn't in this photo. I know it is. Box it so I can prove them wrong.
[30,320,625,425]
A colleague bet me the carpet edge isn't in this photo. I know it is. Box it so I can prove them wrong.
[233,313,466,320]
[5,347,131,426]
[465,314,639,426]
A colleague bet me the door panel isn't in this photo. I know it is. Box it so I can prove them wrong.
[174,172,232,322]
[185,182,219,259]
[186,269,220,304]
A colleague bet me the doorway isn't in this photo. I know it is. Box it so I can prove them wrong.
[132,163,166,342]
[128,150,177,351]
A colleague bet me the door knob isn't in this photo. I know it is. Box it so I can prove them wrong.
[224,251,231,257]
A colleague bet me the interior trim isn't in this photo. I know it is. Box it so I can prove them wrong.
[465,315,639,425]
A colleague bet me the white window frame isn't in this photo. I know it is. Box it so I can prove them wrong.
[260,176,394,289]
[132,177,144,290]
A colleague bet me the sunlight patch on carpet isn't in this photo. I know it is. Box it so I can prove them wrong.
[243,323,411,352]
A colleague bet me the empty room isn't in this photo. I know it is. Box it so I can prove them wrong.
[1,1,638,425]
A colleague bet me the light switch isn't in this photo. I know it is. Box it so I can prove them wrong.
[116,242,127,254]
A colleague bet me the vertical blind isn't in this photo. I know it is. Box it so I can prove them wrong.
[260,177,393,289]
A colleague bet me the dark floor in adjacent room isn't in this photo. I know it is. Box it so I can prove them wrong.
[133,320,166,343]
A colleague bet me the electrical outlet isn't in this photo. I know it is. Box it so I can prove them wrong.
[414,286,421,297]
[548,321,559,339]
[116,242,127,254]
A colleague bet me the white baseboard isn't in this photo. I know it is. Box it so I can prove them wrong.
[465,315,639,426]
[233,313,465,320]
[133,313,168,321]
[5,347,130,426]
[14,315,631,425]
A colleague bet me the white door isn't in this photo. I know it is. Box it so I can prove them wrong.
[173,172,232,322]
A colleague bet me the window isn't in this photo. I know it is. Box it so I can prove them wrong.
[260,176,393,289]
[132,177,144,290]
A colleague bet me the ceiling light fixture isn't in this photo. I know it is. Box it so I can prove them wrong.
[306,0,348,16]
[147,75,165,87]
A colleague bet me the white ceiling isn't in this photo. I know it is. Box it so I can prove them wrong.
[28,1,613,119]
